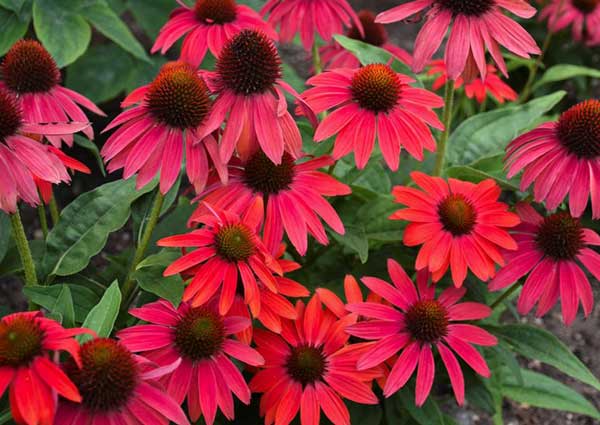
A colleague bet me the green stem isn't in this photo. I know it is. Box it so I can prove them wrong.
[0,410,12,425]
[479,96,488,114]
[49,195,60,225]
[37,203,48,239]
[312,41,322,75]
[520,32,552,104]
[120,190,164,309]
[491,280,522,310]
[11,208,39,310]
[433,79,456,177]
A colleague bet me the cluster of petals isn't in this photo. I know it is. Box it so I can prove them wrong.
[261,0,363,51]
[346,260,497,406]
[303,64,443,170]
[490,203,600,325]
[250,295,380,425]
[118,299,264,425]
[189,153,350,255]
[541,0,600,46]
[428,60,518,104]
[391,172,520,287]
[376,0,540,80]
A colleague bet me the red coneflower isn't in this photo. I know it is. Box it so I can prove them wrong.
[505,99,600,219]
[118,299,264,425]
[56,338,190,425]
[541,0,600,46]
[303,64,443,170]
[101,61,226,194]
[250,296,381,425]
[0,311,89,425]
[152,0,278,67]
[159,198,283,316]
[428,60,518,104]
[261,0,363,51]
[189,151,350,255]
[346,259,498,406]
[391,172,520,287]
[0,87,89,213]
[320,10,412,70]
[376,0,540,80]
[0,40,104,147]
[202,29,316,165]
[490,203,600,325]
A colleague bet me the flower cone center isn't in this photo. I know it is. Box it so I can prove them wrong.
[1,40,60,94]
[438,194,477,236]
[146,62,211,129]
[557,99,600,159]
[215,223,256,262]
[243,151,295,194]
[572,0,599,13]
[536,212,584,261]
[195,0,237,23]
[0,88,22,141]
[216,30,282,95]
[437,0,495,16]
[0,317,44,367]
[286,345,326,386]
[351,64,401,113]
[347,10,387,46]
[64,338,137,413]
[405,300,449,343]
[174,307,225,361]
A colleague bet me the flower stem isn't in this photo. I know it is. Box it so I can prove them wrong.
[37,204,48,239]
[433,79,456,177]
[120,190,164,309]
[520,32,552,104]
[312,41,322,75]
[11,208,39,310]
[49,195,60,225]
[491,280,522,310]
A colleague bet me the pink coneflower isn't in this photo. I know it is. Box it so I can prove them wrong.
[346,259,497,405]
[189,151,350,255]
[304,64,443,170]
[320,10,412,70]
[391,172,520,287]
[261,0,363,51]
[316,274,381,319]
[0,87,89,213]
[102,61,226,194]
[250,296,381,425]
[0,311,89,425]
[490,203,600,325]
[56,338,190,425]
[203,29,315,165]
[428,60,518,104]
[505,99,600,219]
[118,299,264,425]
[541,0,600,45]
[159,198,283,316]
[0,40,104,147]
[376,0,540,80]
[152,0,278,67]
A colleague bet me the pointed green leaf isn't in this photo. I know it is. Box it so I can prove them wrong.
[79,280,121,342]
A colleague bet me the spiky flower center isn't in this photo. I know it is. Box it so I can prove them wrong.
[347,10,387,46]
[536,212,584,261]
[64,338,138,412]
[195,0,237,23]
[557,99,600,159]
[1,40,60,94]
[0,88,22,141]
[437,0,495,16]
[174,307,226,361]
[351,64,402,113]
[243,151,295,195]
[571,0,599,13]
[0,317,44,367]
[215,223,255,262]
[405,300,449,343]
[146,62,211,129]
[216,30,282,95]
[438,194,477,236]
[286,345,327,386]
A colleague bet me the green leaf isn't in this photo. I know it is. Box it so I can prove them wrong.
[282,61,305,93]
[446,155,521,192]
[80,280,121,342]
[24,285,74,327]
[44,178,155,278]
[73,135,106,176]
[491,323,600,391]
[447,91,565,166]
[78,1,149,62]
[134,250,184,306]
[33,0,91,67]
[0,212,10,263]
[330,224,369,263]
[398,389,445,425]
[127,0,172,39]
[23,284,100,323]
[502,369,600,420]
[0,0,27,12]
[348,403,382,425]
[0,7,29,56]
[533,64,600,91]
